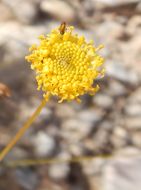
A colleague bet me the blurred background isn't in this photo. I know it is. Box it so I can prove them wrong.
[0,0,141,189]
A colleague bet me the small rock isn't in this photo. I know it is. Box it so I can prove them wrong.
[116,16,128,25]
[136,1,141,12]
[0,21,49,65]
[55,103,76,119]
[125,117,141,129]
[82,157,105,175]
[38,106,52,121]
[86,121,112,151]
[0,2,14,22]
[96,20,125,40]
[115,146,141,156]
[110,127,129,148]
[126,15,141,36]
[106,61,140,85]
[121,35,141,72]
[48,152,70,180]
[32,132,55,157]
[92,120,113,151]
[61,119,94,141]
[48,163,70,180]
[20,101,52,124]
[132,131,141,148]
[40,0,76,22]
[124,103,141,116]
[127,88,141,104]
[80,0,94,15]
[92,128,109,149]
[2,0,39,24]
[95,0,140,7]
[9,147,29,160]
[77,109,104,124]
[108,80,128,97]
[14,168,39,190]
[93,93,114,109]
[67,142,84,156]
[83,139,96,152]
[102,156,141,190]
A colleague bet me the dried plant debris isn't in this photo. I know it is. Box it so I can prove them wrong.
[0,82,11,98]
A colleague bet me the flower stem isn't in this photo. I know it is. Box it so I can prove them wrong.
[3,154,113,168]
[0,98,47,162]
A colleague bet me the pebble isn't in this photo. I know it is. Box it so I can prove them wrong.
[126,15,141,35]
[85,121,112,151]
[77,109,104,124]
[48,152,70,180]
[61,119,94,141]
[55,103,76,119]
[0,21,49,65]
[96,20,125,40]
[14,168,39,190]
[115,146,141,156]
[32,131,55,157]
[2,0,39,24]
[127,88,141,104]
[110,127,129,148]
[0,2,13,22]
[48,162,70,180]
[67,142,84,156]
[124,103,141,116]
[136,1,141,12]
[108,80,128,97]
[132,131,141,148]
[121,35,141,72]
[96,0,140,7]
[38,106,52,121]
[125,117,141,129]
[92,128,109,149]
[40,0,76,22]
[93,93,114,109]
[82,157,105,175]
[102,156,141,190]
[106,61,140,85]
[9,147,29,160]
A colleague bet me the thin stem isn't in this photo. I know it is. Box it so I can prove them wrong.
[3,154,113,168]
[0,98,47,162]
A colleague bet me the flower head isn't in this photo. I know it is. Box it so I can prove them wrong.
[26,23,104,102]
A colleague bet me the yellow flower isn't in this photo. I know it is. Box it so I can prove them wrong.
[0,24,104,162]
[26,23,104,102]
